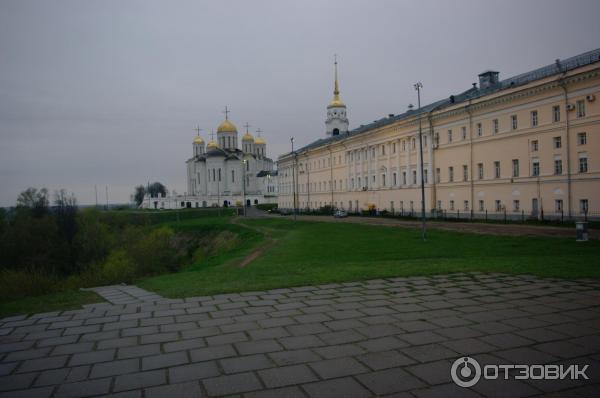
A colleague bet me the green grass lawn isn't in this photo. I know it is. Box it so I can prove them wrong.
[138,217,600,298]
[0,290,101,318]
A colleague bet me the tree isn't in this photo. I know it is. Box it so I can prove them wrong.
[54,189,79,273]
[148,182,167,197]
[133,182,167,206]
[16,187,49,217]
[133,185,145,206]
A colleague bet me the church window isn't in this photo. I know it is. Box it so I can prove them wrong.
[402,172,406,185]
[218,168,221,181]
[382,174,386,186]
[393,172,397,185]
[212,169,215,181]
[231,170,235,183]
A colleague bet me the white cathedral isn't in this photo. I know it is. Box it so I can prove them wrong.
[141,113,278,210]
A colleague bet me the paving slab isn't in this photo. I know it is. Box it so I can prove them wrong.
[1,273,599,397]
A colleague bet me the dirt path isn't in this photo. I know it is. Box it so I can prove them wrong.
[264,213,599,240]
[230,216,278,267]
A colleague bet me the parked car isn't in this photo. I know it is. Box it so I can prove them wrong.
[334,210,348,218]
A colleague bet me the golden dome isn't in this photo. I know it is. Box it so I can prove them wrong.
[328,95,346,108]
[206,140,218,149]
[255,136,266,145]
[217,119,237,133]
[193,135,204,144]
[242,132,254,141]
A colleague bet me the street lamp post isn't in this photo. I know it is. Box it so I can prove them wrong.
[291,137,297,221]
[414,82,427,241]
[242,160,247,216]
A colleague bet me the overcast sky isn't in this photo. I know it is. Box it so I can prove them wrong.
[1,0,599,206]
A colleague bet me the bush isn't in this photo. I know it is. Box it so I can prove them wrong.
[0,269,57,299]
[101,250,137,284]
[256,203,278,212]
[128,226,182,275]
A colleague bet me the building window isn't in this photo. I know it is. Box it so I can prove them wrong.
[478,163,484,179]
[461,126,467,140]
[381,145,385,155]
[577,132,587,145]
[513,200,520,211]
[447,130,452,143]
[435,168,440,183]
[448,167,454,182]
[412,138,416,149]
[531,110,538,127]
[402,172,407,185]
[531,140,539,152]
[576,100,586,118]
[423,135,428,147]
[449,200,455,210]
[402,140,406,151]
[580,199,589,214]
[512,159,519,177]
[437,200,442,210]
[554,158,563,175]
[493,119,499,134]
[393,173,397,186]
[434,133,439,147]
[463,165,468,181]
[579,154,588,173]
[479,200,484,211]
[511,115,518,130]
[392,143,396,153]
[553,136,562,149]
[382,174,386,187]
[495,200,502,211]
[494,161,501,178]
[532,160,540,176]
[412,170,417,185]
[410,201,414,212]
[477,123,482,137]
[231,170,235,183]
[553,105,560,122]
[424,169,428,184]
[464,200,469,211]
[555,199,563,212]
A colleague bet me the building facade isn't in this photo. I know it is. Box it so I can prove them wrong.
[278,49,600,219]
[141,116,277,210]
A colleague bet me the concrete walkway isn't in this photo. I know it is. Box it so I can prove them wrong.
[1,273,599,397]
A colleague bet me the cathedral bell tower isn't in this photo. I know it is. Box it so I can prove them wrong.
[325,56,349,137]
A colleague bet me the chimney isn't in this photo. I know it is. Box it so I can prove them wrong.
[478,70,500,90]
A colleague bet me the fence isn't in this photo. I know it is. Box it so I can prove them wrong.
[279,206,600,226]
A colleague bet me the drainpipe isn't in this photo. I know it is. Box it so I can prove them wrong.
[329,145,334,209]
[467,102,474,213]
[559,73,572,218]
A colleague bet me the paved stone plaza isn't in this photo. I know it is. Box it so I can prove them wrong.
[1,273,599,397]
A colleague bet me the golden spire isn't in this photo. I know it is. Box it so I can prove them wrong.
[328,54,346,108]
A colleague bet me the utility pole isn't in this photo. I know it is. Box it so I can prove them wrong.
[414,82,426,241]
[291,137,297,221]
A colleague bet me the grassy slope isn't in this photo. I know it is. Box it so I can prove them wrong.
[0,290,101,318]
[139,217,600,298]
